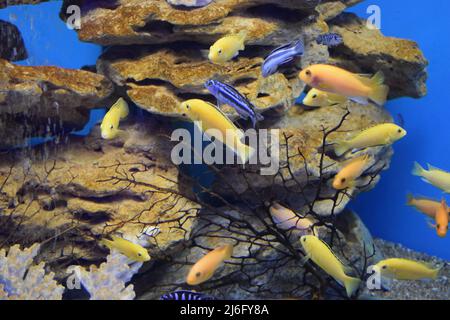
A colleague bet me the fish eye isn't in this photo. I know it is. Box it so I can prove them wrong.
[186,104,190,109]
[182,113,186,117]
[196,272,201,277]
[110,125,114,130]
[312,94,317,99]
[138,253,142,257]
[382,265,387,269]
[218,49,222,54]
[398,129,402,133]
[437,224,441,229]
[305,70,312,76]
[302,238,307,242]
[341,178,346,183]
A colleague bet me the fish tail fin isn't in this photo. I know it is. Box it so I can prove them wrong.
[237,30,247,49]
[343,276,361,298]
[112,98,129,119]
[431,266,443,279]
[412,162,425,177]
[293,39,305,55]
[100,238,114,250]
[368,71,389,106]
[334,140,349,157]
[237,143,256,164]
[406,193,414,206]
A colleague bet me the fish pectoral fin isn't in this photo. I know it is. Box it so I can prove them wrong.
[426,219,436,229]
[300,254,311,266]
[349,96,369,105]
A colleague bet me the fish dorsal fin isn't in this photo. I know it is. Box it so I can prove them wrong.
[205,101,244,139]
[340,154,370,168]
[427,163,449,174]
[357,71,385,87]
[317,238,348,269]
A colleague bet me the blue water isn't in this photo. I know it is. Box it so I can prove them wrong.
[1,1,449,259]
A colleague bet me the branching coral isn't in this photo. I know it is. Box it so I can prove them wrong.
[0,243,64,300]
[67,250,144,300]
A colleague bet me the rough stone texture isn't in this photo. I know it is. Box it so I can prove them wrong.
[0,119,200,276]
[328,13,428,99]
[97,44,318,118]
[0,0,48,8]
[210,102,393,217]
[0,59,113,149]
[0,20,27,62]
[61,0,360,46]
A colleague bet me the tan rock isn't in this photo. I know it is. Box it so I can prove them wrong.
[328,13,428,98]
[0,119,199,271]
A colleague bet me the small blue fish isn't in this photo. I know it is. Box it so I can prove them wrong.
[261,39,305,77]
[160,290,216,301]
[205,80,264,128]
[316,33,343,47]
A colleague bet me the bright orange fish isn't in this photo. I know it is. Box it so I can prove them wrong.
[406,194,449,218]
[435,199,449,238]
[332,155,370,190]
[186,244,233,286]
[299,64,389,106]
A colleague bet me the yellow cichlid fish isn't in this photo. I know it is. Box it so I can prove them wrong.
[101,235,150,262]
[208,31,247,64]
[269,202,316,234]
[374,258,442,280]
[180,99,255,164]
[300,235,361,298]
[186,244,233,286]
[100,98,129,140]
[412,162,450,193]
[303,88,347,107]
[299,64,389,106]
[332,154,371,190]
[334,123,407,157]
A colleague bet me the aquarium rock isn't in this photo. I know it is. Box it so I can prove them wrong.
[0,59,114,149]
[67,250,142,300]
[0,243,64,300]
[0,0,48,8]
[328,13,428,99]
[0,120,199,277]
[0,20,27,61]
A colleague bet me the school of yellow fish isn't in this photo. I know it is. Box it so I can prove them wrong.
[95,26,445,299]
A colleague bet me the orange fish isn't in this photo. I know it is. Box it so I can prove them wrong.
[434,199,449,238]
[186,244,233,286]
[299,64,389,106]
[332,155,370,190]
[406,194,448,218]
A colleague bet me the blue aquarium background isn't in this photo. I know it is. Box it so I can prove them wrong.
[1,0,449,263]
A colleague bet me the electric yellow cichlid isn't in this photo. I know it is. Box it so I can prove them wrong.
[412,162,450,193]
[100,98,129,140]
[332,154,371,190]
[208,31,247,64]
[374,258,442,280]
[100,235,150,262]
[300,235,361,298]
[334,123,407,157]
[180,99,255,164]
[303,88,347,107]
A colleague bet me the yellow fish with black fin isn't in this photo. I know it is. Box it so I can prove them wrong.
[300,235,361,298]
[374,258,442,280]
[334,123,407,157]
[180,99,255,164]
[101,235,150,262]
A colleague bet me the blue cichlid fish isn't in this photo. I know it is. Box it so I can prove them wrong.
[262,39,305,77]
[316,33,343,47]
[205,79,264,128]
[160,290,216,301]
